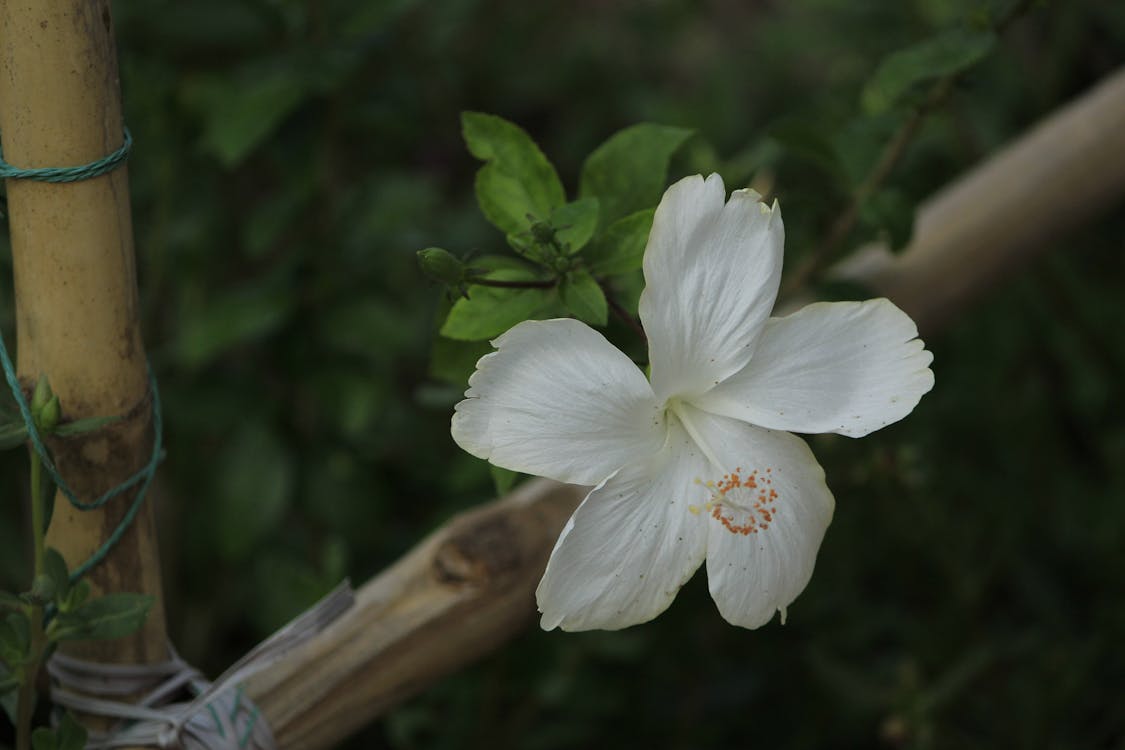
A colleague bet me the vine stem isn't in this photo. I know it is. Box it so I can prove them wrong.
[781,77,952,298]
[781,0,1036,297]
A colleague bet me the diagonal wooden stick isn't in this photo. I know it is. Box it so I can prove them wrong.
[245,479,583,750]
[244,67,1125,750]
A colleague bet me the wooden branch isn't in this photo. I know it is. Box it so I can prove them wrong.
[0,0,168,678]
[830,66,1125,333]
[244,479,584,750]
[252,69,1125,749]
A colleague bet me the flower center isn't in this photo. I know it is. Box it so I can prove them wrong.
[690,466,779,535]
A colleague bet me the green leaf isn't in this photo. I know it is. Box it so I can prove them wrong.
[0,421,27,451]
[462,112,565,234]
[441,270,558,342]
[0,612,30,665]
[583,209,655,276]
[0,662,16,725]
[429,338,492,387]
[862,29,996,114]
[213,423,294,561]
[182,65,309,167]
[175,283,295,369]
[768,117,846,183]
[578,123,693,227]
[559,270,608,326]
[56,712,88,750]
[489,465,520,496]
[49,593,153,642]
[31,727,58,750]
[43,548,70,604]
[60,580,90,614]
[53,414,123,438]
[551,198,600,255]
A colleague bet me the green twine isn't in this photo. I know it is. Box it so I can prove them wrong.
[0,126,162,581]
[0,129,132,183]
[0,335,164,582]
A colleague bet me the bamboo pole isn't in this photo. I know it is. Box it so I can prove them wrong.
[0,0,168,672]
[244,68,1125,749]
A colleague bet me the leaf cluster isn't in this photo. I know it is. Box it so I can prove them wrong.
[426,114,692,356]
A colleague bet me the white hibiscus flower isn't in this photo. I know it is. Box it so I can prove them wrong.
[451,173,934,631]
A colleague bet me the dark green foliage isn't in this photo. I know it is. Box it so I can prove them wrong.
[0,0,1122,748]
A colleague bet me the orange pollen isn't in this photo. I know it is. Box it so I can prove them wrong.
[704,466,780,536]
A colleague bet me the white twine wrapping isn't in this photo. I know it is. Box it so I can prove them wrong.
[47,581,355,749]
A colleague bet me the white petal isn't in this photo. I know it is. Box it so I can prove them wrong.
[675,405,834,629]
[639,173,784,403]
[451,318,664,486]
[692,299,934,438]
[536,420,710,631]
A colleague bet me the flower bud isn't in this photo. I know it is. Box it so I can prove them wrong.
[30,374,53,413]
[29,573,55,604]
[39,395,62,433]
[417,247,466,285]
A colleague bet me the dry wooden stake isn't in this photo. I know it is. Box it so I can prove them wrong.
[0,0,169,705]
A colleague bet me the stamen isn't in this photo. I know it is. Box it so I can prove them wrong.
[698,466,780,536]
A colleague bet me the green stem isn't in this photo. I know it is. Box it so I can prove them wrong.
[465,276,557,290]
[16,447,49,750]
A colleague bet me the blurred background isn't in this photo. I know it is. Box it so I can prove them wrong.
[1,0,1123,747]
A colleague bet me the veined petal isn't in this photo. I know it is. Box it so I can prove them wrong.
[452,318,664,486]
[639,173,784,403]
[537,419,710,631]
[692,299,934,438]
[676,405,833,629]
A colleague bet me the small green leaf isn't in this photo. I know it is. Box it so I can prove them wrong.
[49,593,153,642]
[0,612,30,665]
[0,662,16,724]
[560,270,608,326]
[583,209,655,276]
[551,198,600,254]
[182,66,309,167]
[43,548,70,604]
[579,123,693,227]
[489,465,520,496]
[768,117,846,183]
[32,727,59,750]
[441,270,559,341]
[862,29,996,114]
[175,283,295,369]
[56,712,88,750]
[213,423,293,561]
[53,414,122,438]
[0,421,28,450]
[60,580,90,614]
[462,112,565,235]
